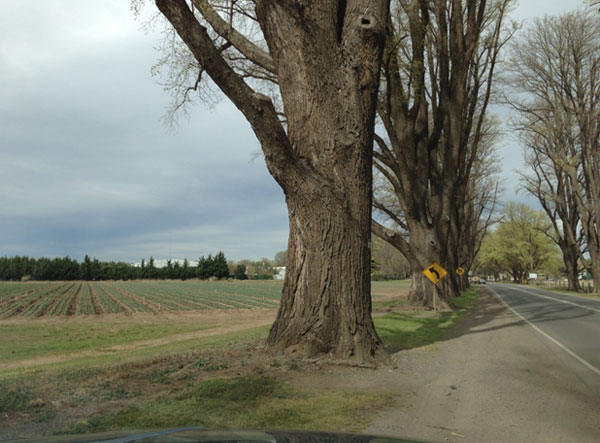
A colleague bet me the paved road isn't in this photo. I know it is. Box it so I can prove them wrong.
[488,283,600,376]
[367,288,600,442]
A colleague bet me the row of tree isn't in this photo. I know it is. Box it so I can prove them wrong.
[0,252,227,281]
[149,1,598,363]
[0,252,289,282]
[370,0,510,308]
[374,6,600,297]
[505,9,600,293]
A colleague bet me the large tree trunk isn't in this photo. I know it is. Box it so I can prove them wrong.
[257,1,390,363]
[559,241,581,292]
[404,224,455,310]
[267,191,383,361]
[407,271,454,311]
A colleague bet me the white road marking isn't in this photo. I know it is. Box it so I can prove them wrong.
[500,284,600,314]
[488,285,600,377]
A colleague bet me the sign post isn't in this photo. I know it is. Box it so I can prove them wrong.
[423,262,448,311]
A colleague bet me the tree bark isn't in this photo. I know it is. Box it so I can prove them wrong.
[564,252,581,292]
[267,190,382,360]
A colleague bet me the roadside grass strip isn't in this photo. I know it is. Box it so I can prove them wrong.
[57,375,391,436]
[0,324,272,379]
[374,288,480,352]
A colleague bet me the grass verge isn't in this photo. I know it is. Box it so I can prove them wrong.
[374,288,480,353]
[0,320,215,363]
[58,376,391,435]
[0,324,272,380]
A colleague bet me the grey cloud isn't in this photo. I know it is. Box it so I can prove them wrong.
[0,0,288,263]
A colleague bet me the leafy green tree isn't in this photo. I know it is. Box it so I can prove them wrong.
[273,250,288,267]
[91,258,102,280]
[234,264,248,280]
[476,203,560,282]
[165,259,174,279]
[246,259,276,280]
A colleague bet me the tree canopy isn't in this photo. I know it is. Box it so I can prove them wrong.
[475,203,562,282]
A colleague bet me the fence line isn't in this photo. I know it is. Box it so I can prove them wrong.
[531,279,595,293]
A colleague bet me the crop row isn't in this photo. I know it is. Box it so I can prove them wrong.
[0,280,282,317]
[0,283,73,317]
[0,282,51,302]
[112,281,280,311]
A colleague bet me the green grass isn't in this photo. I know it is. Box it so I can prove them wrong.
[0,382,34,413]
[0,319,214,363]
[501,281,599,299]
[532,286,599,299]
[375,288,480,352]
[0,324,272,380]
[58,375,391,436]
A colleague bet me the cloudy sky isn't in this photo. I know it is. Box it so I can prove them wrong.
[0,1,583,263]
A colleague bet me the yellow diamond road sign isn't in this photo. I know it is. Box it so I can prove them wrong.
[456,267,465,276]
[424,262,448,284]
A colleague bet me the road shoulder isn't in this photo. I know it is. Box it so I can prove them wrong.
[366,289,600,442]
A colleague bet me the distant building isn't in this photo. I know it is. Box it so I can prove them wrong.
[274,267,286,281]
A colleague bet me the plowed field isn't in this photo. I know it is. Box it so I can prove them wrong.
[0,280,282,318]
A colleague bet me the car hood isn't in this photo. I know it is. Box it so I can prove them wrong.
[5,427,427,443]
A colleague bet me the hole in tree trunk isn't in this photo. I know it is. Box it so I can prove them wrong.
[358,16,376,31]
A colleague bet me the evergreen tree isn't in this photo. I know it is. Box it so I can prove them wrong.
[81,254,92,280]
[173,261,181,279]
[213,251,229,279]
[182,258,190,280]
[197,256,210,279]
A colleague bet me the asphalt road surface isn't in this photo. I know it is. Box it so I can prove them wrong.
[367,286,600,442]
[489,283,600,377]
